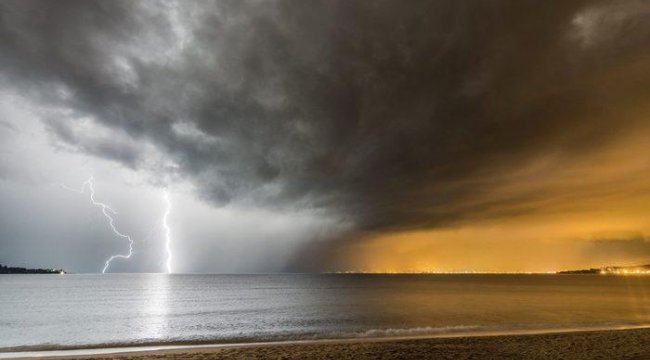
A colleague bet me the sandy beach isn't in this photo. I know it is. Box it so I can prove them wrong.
[12,327,648,360]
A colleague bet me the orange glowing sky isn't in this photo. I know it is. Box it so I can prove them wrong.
[319,119,650,273]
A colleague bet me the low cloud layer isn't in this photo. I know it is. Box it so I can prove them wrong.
[585,236,650,266]
[1,1,650,271]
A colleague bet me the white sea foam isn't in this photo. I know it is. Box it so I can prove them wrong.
[352,325,482,338]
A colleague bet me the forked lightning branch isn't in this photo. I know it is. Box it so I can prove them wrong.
[61,177,173,273]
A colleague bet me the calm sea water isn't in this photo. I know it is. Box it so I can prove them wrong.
[1,274,650,351]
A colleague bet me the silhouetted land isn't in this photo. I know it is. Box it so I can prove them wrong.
[0,264,65,274]
[558,264,650,275]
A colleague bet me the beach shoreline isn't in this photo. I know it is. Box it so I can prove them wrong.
[3,325,650,359]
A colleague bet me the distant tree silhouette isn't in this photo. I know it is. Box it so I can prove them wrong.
[0,264,65,274]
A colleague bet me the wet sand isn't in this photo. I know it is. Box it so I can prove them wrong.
[18,327,650,360]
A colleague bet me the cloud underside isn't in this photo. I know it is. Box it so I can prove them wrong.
[1,0,649,238]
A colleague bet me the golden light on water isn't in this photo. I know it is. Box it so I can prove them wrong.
[600,268,650,275]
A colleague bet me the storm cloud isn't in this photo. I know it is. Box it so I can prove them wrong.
[1,0,650,271]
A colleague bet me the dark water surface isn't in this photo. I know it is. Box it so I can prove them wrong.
[1,274,649,351]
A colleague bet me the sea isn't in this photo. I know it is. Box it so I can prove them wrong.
[1,274,650,354]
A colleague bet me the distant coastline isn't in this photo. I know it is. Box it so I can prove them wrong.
[0,264,65,274]
[557,264,650,275]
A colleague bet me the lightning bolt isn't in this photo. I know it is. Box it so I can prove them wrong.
[61,176,134,273]
[163,190,173,274]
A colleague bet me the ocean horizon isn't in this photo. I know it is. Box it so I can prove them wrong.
[2,273,649,353]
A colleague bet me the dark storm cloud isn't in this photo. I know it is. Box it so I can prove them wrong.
[42,117,142,168]
[1,0,649,232]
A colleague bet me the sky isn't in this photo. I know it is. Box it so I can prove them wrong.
[1,0,649,273]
